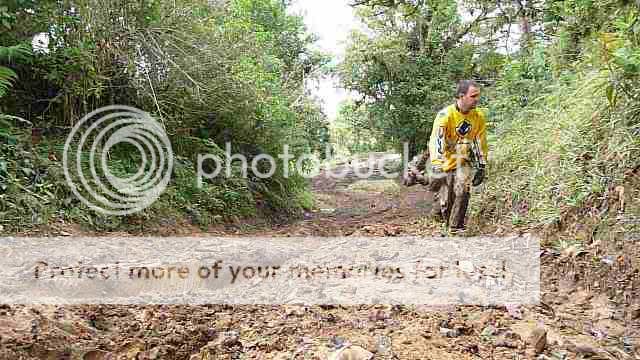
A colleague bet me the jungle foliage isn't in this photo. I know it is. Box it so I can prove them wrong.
[0,0,331,231]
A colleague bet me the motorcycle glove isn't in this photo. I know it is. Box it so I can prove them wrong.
[472,166,485,186]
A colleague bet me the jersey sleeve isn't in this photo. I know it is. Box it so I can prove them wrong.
[428,109,451,164]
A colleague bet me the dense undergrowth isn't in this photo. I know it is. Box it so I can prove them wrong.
[468,15,640,244]
[0,0,327,233]
[333,0,640,243]
[0,121,315,233]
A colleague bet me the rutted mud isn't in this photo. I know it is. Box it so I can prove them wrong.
[1,152,639,359]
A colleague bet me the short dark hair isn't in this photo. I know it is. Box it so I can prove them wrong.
[456,80,480,98]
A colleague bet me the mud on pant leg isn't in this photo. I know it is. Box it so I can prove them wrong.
[453,163,473,196]
[426,171,447,218]
[426,170,454,222]
[449,164,474,229]
[439,173,455,225]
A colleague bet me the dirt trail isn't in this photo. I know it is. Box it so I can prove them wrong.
[263,153,437,237]
[1,153,639,359]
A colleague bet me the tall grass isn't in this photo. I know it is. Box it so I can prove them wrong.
[470,66,640,234]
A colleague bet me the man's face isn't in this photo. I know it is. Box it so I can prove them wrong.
[459,85,480,113]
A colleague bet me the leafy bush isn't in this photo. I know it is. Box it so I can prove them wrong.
[0,0,327,232]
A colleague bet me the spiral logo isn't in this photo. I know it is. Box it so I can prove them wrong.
[63,106,173,215]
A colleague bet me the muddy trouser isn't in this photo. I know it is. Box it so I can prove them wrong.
[427,163,473,229]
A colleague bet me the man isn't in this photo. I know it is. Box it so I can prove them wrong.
[409,80,488,229]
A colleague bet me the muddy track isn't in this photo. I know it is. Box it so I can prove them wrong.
[260,153,437,237]
[1,153,639,359]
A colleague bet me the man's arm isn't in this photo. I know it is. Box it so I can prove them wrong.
[473,120,488,167]
[471,113,488,186]
[402,150,430,186]
[428,109,451,166]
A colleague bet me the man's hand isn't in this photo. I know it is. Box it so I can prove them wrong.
[402,169,418,186]
[404,167,429,186]
[414,170,428,185]
[472,165,485,186]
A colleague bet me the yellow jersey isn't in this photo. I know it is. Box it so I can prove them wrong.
[428,104,488,172]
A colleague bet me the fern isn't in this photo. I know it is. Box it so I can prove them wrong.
[0,66,18,98]
[0,43,32,98]
[0,44,32,62]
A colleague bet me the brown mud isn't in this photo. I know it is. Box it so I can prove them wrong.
[1,153,639,359]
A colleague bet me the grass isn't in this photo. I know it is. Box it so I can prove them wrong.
[468,68,640,244]
[295,189,315,211]
[347,179,400,194]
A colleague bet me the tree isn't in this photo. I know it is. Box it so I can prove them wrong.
[339,0,499,157]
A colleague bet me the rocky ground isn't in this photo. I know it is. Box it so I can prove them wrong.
[1,153,639,359]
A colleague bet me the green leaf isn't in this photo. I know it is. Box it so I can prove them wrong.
[0,66,18,98]
[21,167,33,177]
[606,84,617,108]
[0,43,32,62]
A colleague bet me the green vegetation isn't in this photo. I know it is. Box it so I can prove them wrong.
[2,0,638,238]
[338,0,640,238]
[0,0,330,232]
[331,100,386,155]
[469,2,640,239]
